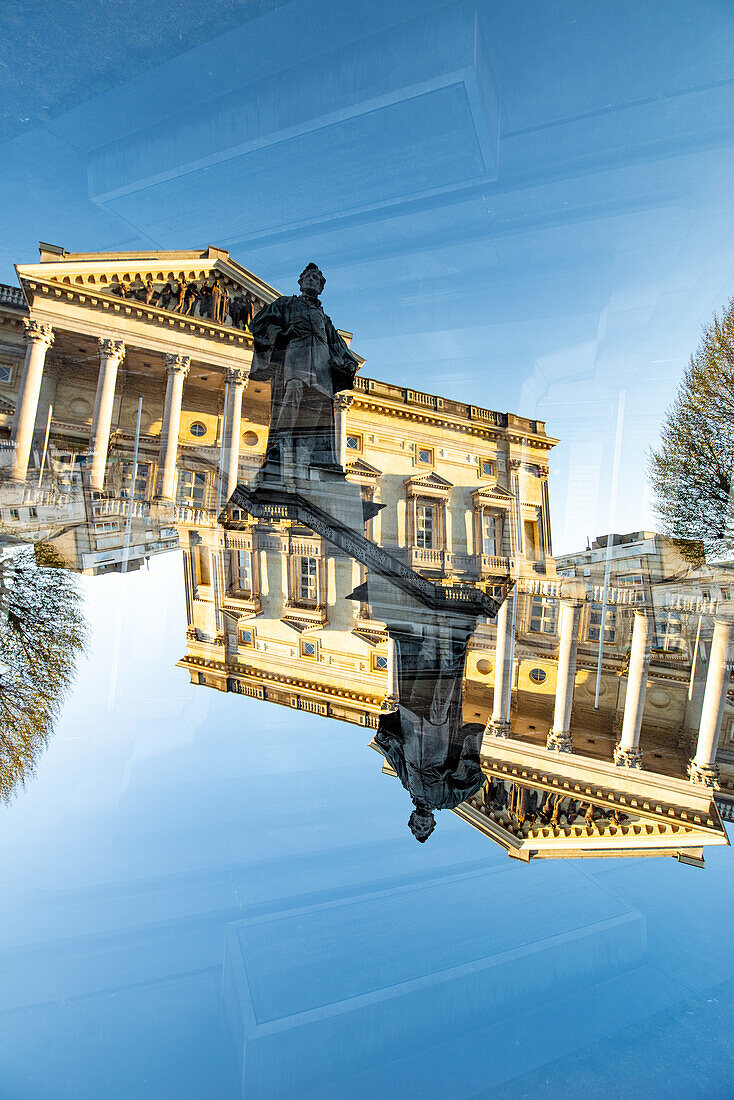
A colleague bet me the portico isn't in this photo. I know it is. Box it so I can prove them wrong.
[9,246,280,498]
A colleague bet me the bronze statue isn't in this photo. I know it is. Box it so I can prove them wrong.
[219,282,230,325]
[184,281,199,315]
[248,263,358,476]
[231,289,256,331]
[158,280,175,310]
[210,277,222,324]
[198,282,212,319]
[173,277,187,313]
[374,614,486,842]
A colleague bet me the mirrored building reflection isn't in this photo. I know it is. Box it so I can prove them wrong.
[1,246,733,862]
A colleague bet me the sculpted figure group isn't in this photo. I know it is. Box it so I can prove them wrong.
[111,276,260,330]
[483,778,630,832]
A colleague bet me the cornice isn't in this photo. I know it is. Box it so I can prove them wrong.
[177,653,382,707]
[350,393,557,449]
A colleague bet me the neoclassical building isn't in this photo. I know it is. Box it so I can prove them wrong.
[0,244,731,860]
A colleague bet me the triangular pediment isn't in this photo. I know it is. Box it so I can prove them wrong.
[15,245,279,334]
[352,625,388,647]
[346,457,382,479]
[371,736,727,864]
[472,483,514,503]
[405,471,453,492]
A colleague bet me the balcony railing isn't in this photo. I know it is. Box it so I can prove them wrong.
[0,284,25,309]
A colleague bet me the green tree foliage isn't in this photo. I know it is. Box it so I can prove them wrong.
[649,298,734,563]
[0,543,87,802]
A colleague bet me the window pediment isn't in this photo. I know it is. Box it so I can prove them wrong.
[405,471,453,498]
[347,457,382,480]
[472,484,514,508]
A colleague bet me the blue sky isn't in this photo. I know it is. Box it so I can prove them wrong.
[3,0,734,550]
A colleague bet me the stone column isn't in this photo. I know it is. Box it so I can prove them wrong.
[546,591,584,752]
[380,636,399,712]
[157,354,190,500]
[485,592,514,737]
[334,391,354,470]
[688,615,734,786]
[10,319,54,482]
[223,367,247,500]
[614,609,652,768]
[89,338,125,491]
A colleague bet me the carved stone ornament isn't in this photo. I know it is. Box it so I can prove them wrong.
[97,338,126,364]
[22,318,54,347]
[225,366,248,386]
[546,728,573,753]
[613,743,642,769]
[484,718,512,738]
[165,353,191,376]
[687,759,721,788]
[334,392,354,411]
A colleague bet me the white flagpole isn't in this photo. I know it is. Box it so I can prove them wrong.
[122,396,143,574]
[594,390,626,709]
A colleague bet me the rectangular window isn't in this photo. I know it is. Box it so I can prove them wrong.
[346,433,362,452]
[302,640,317,658]
[722,587,730,600]
[195,545,211,587]
[618,573,643,587]
[480,458,495,478]
[523,519,539,561]
[416,503,435,549]
[481,512,498,556]
[234,549,252,595]
[417,447,433,465]
[587,601,616,643]
[28,506,38,519]
[239,628,254,646]
[656,612,683,652]
[373,653,388,671]
[0,364,13,383]
[299,557,318,602]
[528,596,557,635]
[176,469,207,507]
[121,461,150,501]
[9,508,19,520]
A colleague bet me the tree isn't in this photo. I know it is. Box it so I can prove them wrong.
[0,543,87,803]
[649,297,734,563]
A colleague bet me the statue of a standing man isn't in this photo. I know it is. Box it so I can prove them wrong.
[249,263,358,476]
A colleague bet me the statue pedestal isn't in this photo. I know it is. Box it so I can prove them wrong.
[222,863,645,1098]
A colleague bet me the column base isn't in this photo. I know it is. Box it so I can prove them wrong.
[484,718,512,738]
[546,728,573,753]
[380,694,399,713]
[687,759,721,788]
[613,744,642,768]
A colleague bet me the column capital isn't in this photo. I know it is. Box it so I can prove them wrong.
[380,693,399,713]
[613,743,642,768]
[546,729,573,753]
[164,353,191,376]
[98,338,126,364]
[226,366,248,385]
[484,718,511,738]
[22,318,54,347]
[688,759,720,788]
[334,392,354,411]
[536,466,549,481]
